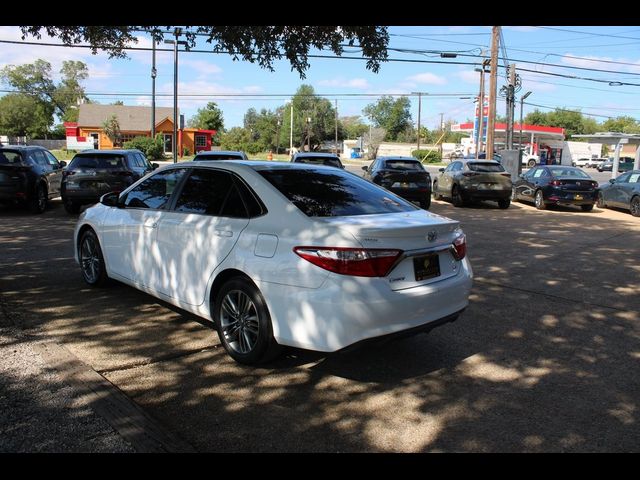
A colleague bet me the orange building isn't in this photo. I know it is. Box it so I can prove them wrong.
[65,104,216,157]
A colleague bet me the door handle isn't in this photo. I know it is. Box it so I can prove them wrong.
[144,222,158,229]
[214,230,233,237]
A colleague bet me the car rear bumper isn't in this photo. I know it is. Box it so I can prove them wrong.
[462,187,511,200]
[259,256,473,352]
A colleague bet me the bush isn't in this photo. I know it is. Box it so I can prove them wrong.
[412,149,442,163]
[182,145,191,156]
[123,135,164,160]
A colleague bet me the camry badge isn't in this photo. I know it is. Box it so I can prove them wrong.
[427,231,438,242]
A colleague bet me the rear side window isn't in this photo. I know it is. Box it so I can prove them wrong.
[0,151,23,164]
[174,168,247,217]
[257,168,417,217]
[194,153,243,161]
[467,162,505,172]
[70,155,126,169]
[124,168,187,209]
[383,160,424,171]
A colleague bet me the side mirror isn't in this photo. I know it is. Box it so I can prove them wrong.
[100,191,121,207]
[361,166,368,171]
[439,168,445,172]
[609,179,615,184]
[59,160,67,168]
[152,162,159,170]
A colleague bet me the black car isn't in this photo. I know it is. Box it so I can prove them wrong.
[361,156,431,209]
[193,150,249,161]
[432,159,512,209]
[61,149,157,213]
[597,157,634,173]
[291,152,344,169]
[512,165,598,211]
[0,145,66,213]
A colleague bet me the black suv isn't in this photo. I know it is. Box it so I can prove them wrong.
[291,152,344,169]
[0,145,66,213]
[361,156,432,209]
[193,150,249,161]
[61,149,157,213]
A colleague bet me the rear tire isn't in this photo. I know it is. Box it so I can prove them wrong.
[432,181,442,200]
[29,183,47,214]
[528,159,536,168]
[597,191,605,208]
[79,229,108,287]
[498,198,510,209]
[581,204,594,212]
[631,196,640,217]
[214,277,281,365]
[420,196,431,210]
[534,189,546,210]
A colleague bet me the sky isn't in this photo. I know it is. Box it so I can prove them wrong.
[1,25,640,133]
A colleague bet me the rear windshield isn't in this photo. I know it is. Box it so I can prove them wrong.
[0,150,23,165]
[550,168,590,178]
[194,154,243,161]
[70,155,126,169]
[383,160,424,171]
[294,156,342,168]
[257,168,417,217]
[467,162,505,172]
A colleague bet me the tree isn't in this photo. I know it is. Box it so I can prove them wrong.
[525,108,604,138]
[363,96,413,141]
[0,93,52,137]
[340,116,368,139]
[188,102,224,131]
[19,26,389,78]
[102,115,122,147]
[601,116,640,134]
[220,127,261,155]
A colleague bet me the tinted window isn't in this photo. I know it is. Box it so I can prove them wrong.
[550,168,590,178]
[70,154,126,170]
[124,168,187,209]
[44,151,60,166]
[383,160,424,171]
[31,150,50,167]
[629,173,640,184]
[135,153,150,168]
[194,153,243,161]
[257,168,417,217]
[616,173,631,183]
[294,156,342,168]
[467,162,505,172]
[174,169,246,217]
[0,150,23,164]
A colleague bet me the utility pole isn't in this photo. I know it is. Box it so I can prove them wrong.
[164,28,187,163]
[334,99,338,155]
[505,64,517,150]
[412,92,423,151]
[289,104,293,155]
[519,91,532,174]
[486,26,500,160]
[151,38,156,138]
[474,64,486,157]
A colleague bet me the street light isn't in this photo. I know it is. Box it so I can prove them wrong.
[164,28,188,163]
[520,91,532,159]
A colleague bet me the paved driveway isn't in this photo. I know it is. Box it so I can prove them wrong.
[0,195,638,452]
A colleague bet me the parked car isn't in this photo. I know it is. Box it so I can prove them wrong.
[586,157,608,169]
[74,161,472,365]
[522,152,539,168]
[0,145,66,213]
[598,157,634,173]
[512,165,598,211]
[61,149,157,214]
[432,159,512,209]
[290,152,344,169]
[572,158,590,168]
[192,150,249,161]
[596,170,640,217]
[361,156,432,209]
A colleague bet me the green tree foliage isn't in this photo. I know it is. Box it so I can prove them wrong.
[0,93,52,137]
[279,85,338,150]
[524,108,605,138]
[20,26,389,78]
[123,135,165,160]
[220,127,261,155]
[102,115,122,147]
[601,116,640,133]
[340,116,369,139]
[188,102,225,132]
[363,96,413,141]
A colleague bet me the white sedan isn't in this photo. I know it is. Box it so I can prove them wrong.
[74,161,473,365]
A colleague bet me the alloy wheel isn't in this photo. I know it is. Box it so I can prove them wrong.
[631,196,640,217]
[220,290,260,354]
[80,235,101,284]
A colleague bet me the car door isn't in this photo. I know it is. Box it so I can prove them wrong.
[150,168,250,306]
[443,161,461,195]
[42,150,64,196]
[100,168,188,284]
[609,172,632,208]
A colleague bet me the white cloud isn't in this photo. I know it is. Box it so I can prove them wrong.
[155,80,266,110]
[405,72,447,85]
[317,78,370,89]
[561,53,640,74]
[181,59,222,77]
[457,69,482,84]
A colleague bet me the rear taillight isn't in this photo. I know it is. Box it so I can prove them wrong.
[451,233,466,261]
[293,247,402,277]
[462,172,477,177]
[62,170,75,177]
[592,181,598,188]
[500,173,512,178]
[550,179,564,186]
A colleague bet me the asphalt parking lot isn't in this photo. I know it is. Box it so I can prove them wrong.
[1,181,639,452]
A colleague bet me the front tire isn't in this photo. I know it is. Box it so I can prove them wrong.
[498,198,510,209]
[214,277,281,365]
[534,189,546,210]
[420,195,431,210]
[528,159,536,168]
[631,196,640,217]
[432,181,442,200]
[29,183,47,214]
[452,185,466,207]
[597,191,605,208]
[79,229,108,287]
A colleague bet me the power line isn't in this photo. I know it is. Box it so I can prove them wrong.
[533,26,640,41]
[523,101,615,119]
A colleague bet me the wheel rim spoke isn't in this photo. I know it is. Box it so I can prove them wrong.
[220,290,259,355]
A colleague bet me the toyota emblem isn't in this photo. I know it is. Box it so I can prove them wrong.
[427,231,438,242]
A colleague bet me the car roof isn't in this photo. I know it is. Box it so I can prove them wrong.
[0,145,47,151]
[173,160,338,172]
[377,156,419,161]
[76,149,140,154]
[195,150,245,156]
[292,152,340,158]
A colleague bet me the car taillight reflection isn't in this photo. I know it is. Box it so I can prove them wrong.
[294,247,402,277]
[451,233,466,261]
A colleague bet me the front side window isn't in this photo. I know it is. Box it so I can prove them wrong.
[124,168,187,209]
[257,168,416,217]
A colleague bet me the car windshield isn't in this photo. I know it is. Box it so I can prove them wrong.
[294,156,341,168]
[383,160,424,170]
[550,168,590,178]
[257,168,417,217]
[0,150,23,164]
[467,162,505,172]
[70,155,125,169]
[194,154,243,161]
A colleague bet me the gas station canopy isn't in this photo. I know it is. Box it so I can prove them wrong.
[572,132,640,177]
